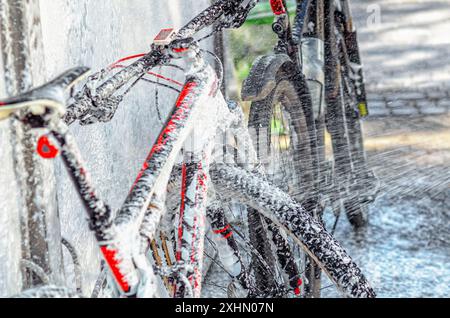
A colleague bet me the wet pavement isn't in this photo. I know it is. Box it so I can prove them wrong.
[331,1,450,297]
[323,115,450,298]
[204,115,450,298]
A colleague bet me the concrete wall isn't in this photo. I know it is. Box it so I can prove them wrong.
[1,0,213,296]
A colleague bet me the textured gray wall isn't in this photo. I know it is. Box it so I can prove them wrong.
[0,117,22,296]
[1,0,213,295]
[0,14,21,296]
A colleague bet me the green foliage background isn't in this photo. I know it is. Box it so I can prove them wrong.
[229,0,297,82]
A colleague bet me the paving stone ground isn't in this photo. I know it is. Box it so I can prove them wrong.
[352,0,450,117]
[367,88,450,117]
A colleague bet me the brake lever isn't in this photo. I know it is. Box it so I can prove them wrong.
[78,95,123,126]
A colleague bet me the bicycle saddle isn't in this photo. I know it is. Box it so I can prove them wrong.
[0,67,90,121]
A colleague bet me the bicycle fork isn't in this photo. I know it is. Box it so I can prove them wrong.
[174,149,211,298]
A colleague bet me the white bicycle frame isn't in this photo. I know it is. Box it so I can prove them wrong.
[101,45,257,298]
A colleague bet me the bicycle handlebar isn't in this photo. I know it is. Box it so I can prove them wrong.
[96,54,156,99]
[176,0,242,39]
[64,0,258,125]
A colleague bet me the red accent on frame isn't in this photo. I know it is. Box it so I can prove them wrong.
[130,162,149,192]
[130,81,197,191]
[270,0,286,15]
[176,163,188,261]
[100,246,131,293]
[0,102,6,106]
[213,224,230,235]
[148,81,197,159]
[173,47,189,53]
[37,136,59,159]
[223,232,233,240]
[176,82,198,106]
[294,278,303,295]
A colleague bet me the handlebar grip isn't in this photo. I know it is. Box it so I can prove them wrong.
[177,0,257,39]
[177,0,238,39]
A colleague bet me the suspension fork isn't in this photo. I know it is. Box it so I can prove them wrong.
[206,204,255,296]
[175,149,211,298]
[326,2,374,205]
[334,5,377,198]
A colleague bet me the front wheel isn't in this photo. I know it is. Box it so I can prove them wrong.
[248,69,317,208]
[248,67,320,296]
[211,164,376,298]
